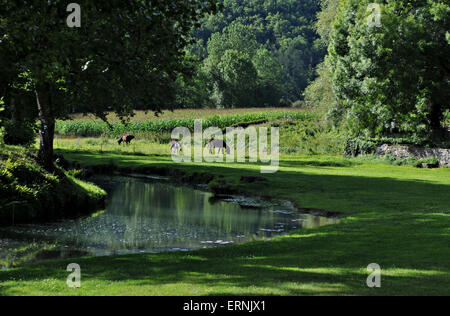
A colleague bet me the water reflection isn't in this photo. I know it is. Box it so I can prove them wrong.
[0,176,339,265]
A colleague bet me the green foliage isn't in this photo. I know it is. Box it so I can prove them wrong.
[344,135,450,158]
[343,139,377,157]
[279,118,345,155]
[253,48,285,107]
[174,52,214,109]
[215,49,258,108]
[55,111,314,138]
[316,0,341,47]
[3,149,449,295]
[304,62,335,113]
[0,104,4,146]
[0,147,105,224]
[66,169,84,179]
[327,0,450,139]
[0,153,58,206]
[204,22,283,108]
[444,111,450,126]
[3,120,37,147]
[0,1,220,167]
[185,0,325,107]
[291,100,304,108]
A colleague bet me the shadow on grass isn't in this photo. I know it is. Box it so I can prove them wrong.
[1,150,448,295]
[1,217,449,295]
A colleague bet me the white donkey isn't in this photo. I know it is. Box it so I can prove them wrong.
[170,140,182,155]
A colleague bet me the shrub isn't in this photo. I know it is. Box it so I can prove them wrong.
[344,139,376,157]
[0,147,106,224]
[3,120,37,147]
[291,100,304,108]
[67,169,84,179]
[444,111,450,126]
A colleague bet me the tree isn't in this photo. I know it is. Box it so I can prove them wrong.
[327,0,450,139]
[174,51,214,109]
[0,1,219,168]
[205,22,259,107]
[206,21,259,64]
[316,0,341,48]
[304,62,335,113]
[277,35,318,101]
[252,48,285,107]
[304,0,340,114]
[216,49,258,108]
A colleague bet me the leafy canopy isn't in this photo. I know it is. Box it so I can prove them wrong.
[327,0,450,138]
[0,0,220,121]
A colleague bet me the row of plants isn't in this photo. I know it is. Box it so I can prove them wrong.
[55,111,315,138]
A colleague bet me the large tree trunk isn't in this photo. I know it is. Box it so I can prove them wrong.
[36,87,55,170]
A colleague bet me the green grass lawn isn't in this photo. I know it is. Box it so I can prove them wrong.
[1,148,449,296]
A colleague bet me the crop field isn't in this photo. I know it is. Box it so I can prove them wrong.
[69,108,307,122]
[56,110,314,138]
[53,108,345,156]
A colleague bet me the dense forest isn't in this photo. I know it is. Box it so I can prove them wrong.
[174,0,325,109]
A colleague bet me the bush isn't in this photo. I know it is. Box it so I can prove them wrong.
[0,147,106,224]
[67,169,84,179]
[444,111,450,126]
[279,118,345,155]
[291,100,304,108]
[3,120,37,147]
[344,139,377,157]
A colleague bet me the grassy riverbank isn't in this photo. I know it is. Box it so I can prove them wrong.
[1,147,449,295]
[0,146,106,225]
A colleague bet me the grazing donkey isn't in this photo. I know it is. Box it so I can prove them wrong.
[170,140,182,155]
[208,138,231,155]
[118,135,135,145]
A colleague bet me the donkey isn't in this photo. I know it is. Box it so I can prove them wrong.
[170,140,182,155]
[208,138,231,155]
[118,135,135,145]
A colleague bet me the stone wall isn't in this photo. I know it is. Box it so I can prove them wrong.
[377,144,450,167]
